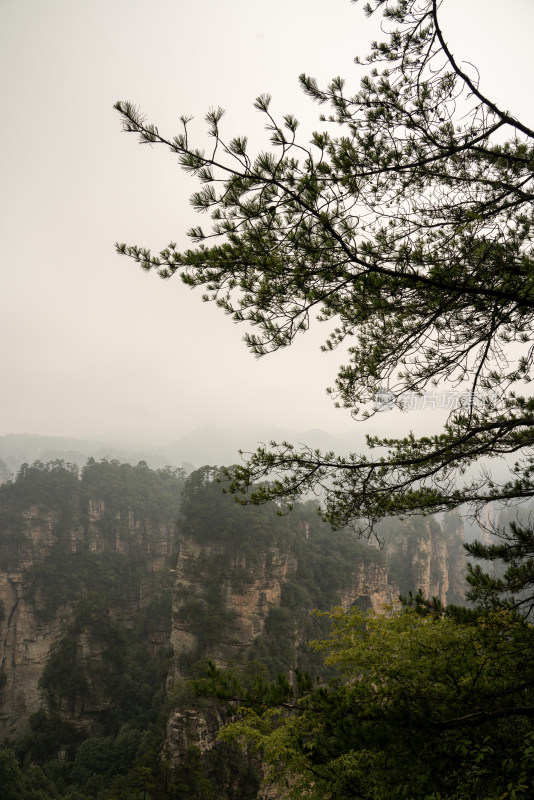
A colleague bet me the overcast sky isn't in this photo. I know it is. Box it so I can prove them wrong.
[1,0,532,443]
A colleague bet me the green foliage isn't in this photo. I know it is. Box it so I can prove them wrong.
[39,632,90,715]
[36,591,173,735]
[9,460,80,512]
[15,710,82,766]
[24,763,61,800]
[0,460,80,563]
[2,461,466,798]
[166,674,262,800]
[81,458,185,525]
[220,606,534,800]
[169,741,259,800]
[0,746,26,800]
[26,547,148,621]
[106,0,534,791]
[0,457,184,619]
[250,506,384,679]
[16,605,173,796]
[0,597,4,688]
[466,520,534,617]
[68,726,143,793]
[180,465,293,555]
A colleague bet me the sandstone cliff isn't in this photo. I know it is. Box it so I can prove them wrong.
[0,460,468,800]
[0,504,178,737]
[162,507,465,771]
[0,460,182,739]
[379,512,466,605]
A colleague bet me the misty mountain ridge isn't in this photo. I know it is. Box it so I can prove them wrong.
[0,426,370,477]
[0,426,520,486]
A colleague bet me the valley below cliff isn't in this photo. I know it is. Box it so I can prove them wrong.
[0,459,467,798]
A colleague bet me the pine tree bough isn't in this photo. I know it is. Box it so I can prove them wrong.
[114,0,534,536]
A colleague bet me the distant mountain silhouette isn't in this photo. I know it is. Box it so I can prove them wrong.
[0,426,370,477]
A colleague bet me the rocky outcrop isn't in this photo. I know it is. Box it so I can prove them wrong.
[165,536,397,769]
[380,515,466,605]
[339,562,399,612]
[0,571,65,739]
[0,505,68,739]
[169,535,298,684]
[414,533,449,604]
[85,501,175,568]
[165,704,226,773]
[442,510,468,604]
[0,495,179,739]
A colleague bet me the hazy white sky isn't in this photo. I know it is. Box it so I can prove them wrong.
[1,0,532,441]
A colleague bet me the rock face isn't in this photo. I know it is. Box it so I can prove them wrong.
[0,570,60,739]
[164,533,302,770]
[168,535,299,684]
[379,513,466,606]
[0,500,178,739]
[442,510,469,604]
[0,507,61,738]
[0,459,468,800]
[338,562,400,612]
[163,514,465,770]
[0,461,183,740]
